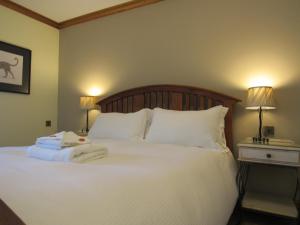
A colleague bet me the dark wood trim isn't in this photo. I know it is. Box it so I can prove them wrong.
[0,198,25,225]
[59,0,163,29]
[0,0,59,28]
[98,84,241,151]
[0,0,163,29]
[99,85,240,104]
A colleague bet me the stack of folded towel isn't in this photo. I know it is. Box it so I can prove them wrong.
[27,131,107,163]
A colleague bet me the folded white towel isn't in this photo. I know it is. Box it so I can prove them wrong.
[36,131,89,150]
[27,144,107,163]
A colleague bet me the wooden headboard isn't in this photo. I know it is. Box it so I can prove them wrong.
[97,85,240,151]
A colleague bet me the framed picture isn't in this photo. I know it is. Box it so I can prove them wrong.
[0,41,31,94]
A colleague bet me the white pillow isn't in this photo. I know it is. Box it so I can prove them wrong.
[88,109,149,140]
[145,106,228,149]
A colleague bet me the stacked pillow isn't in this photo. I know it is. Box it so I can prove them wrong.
[88,109,151,140]
[145,106,228,149]
[88,106,228,150]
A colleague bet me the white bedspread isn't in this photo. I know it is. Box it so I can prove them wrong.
[0,139,238,225]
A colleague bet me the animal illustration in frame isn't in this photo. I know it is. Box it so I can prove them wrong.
[0,41,31,94]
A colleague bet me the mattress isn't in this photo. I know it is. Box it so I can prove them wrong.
[0,139,238,225]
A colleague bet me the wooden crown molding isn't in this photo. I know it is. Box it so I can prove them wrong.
[0,0,59,28]
[59,0,163,29]
[0,0,163,29]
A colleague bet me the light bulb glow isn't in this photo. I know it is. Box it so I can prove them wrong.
[88,87,102,96]
[248,74,273,88]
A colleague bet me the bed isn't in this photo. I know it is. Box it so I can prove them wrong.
[0,85,240,225]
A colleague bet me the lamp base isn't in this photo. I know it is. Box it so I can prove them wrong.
[85,109,89,134]
[252,137,269,144]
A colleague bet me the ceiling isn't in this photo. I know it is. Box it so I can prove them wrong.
[11,0,132,22]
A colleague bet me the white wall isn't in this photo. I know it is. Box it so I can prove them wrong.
[0,6,59,146]
[58,0,300,150]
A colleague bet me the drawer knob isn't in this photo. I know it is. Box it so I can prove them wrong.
[266,153,272,159]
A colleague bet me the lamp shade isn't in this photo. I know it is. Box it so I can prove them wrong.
[246,86,276,110]
[80,96,96,110]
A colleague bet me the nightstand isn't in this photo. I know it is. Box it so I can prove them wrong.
[237,138,300,223]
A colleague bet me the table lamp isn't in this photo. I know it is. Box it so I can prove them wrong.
[80,96,96,133]
[246,86,276,142]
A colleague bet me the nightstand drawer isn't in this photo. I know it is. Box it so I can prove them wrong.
[239,147,299,164]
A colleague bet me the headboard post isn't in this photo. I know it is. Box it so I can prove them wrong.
[98,85,240,151]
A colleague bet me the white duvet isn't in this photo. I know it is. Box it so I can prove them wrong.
[0,139,238,225]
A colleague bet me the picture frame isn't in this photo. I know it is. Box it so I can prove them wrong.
[0,41,31,94]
